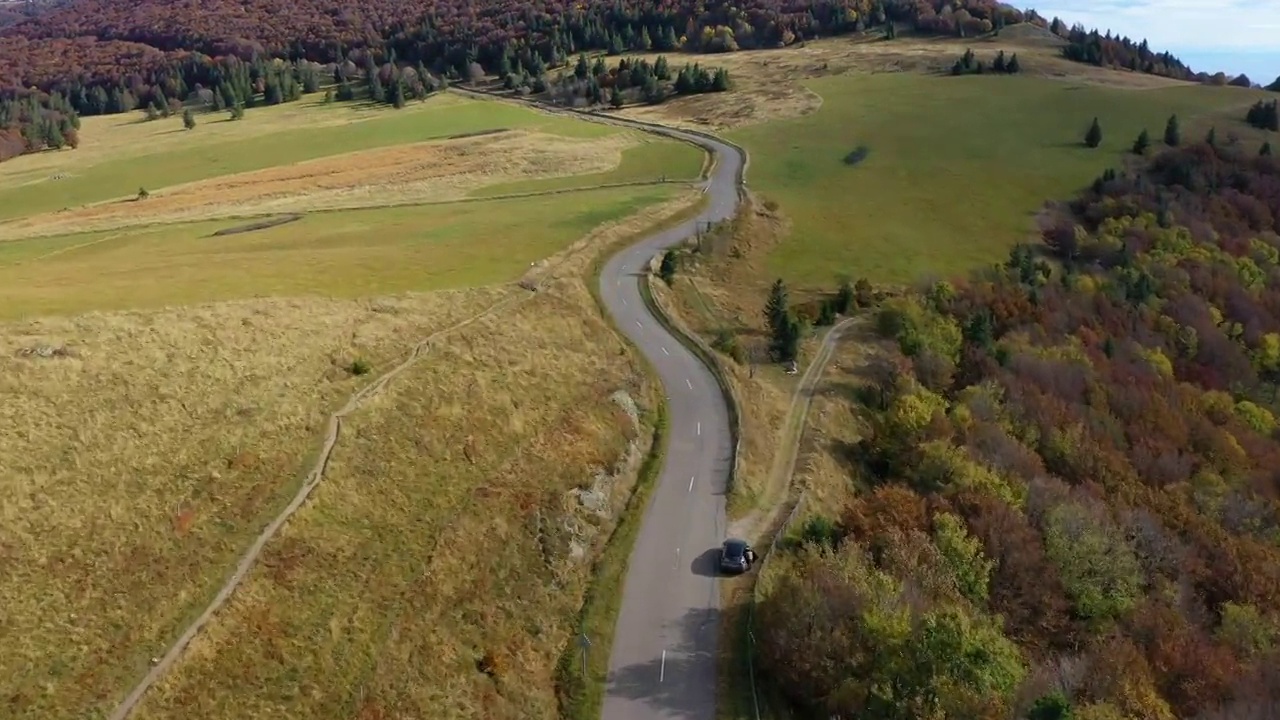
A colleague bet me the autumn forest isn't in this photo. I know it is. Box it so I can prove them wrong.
[756,138,1280,718]
[0,0,1259,163]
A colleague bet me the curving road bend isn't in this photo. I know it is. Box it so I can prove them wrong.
[595,126,745,720]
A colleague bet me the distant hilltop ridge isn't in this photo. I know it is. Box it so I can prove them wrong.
[0,0,1271,121]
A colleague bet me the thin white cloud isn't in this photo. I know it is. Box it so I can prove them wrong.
[1036,1,1280,51]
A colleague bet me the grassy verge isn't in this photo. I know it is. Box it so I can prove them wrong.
[719,503,812,720]
[717,577,759,720]
[555,403,668,720]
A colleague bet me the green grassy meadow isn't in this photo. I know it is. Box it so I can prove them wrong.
[0,93,620,222]
[0,185,675,318]
[729,72,1270,287]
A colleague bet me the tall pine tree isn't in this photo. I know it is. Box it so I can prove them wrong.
[764,279,799,363]
[1084,117,1103,148]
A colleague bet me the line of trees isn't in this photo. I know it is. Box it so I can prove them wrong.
[334,52,446,108]
[1083,113,1191,154]
[65,55,325,118]
[950,48,1020,76]
[1247,99,1279,132]
[545,54,728,108]
[762,277,874,364]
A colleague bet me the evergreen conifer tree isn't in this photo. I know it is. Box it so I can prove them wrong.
[659,251,677,284]
[1164,114,1181,146]
[1084,117,1103,148]
[764,279,798,362]
[1133,128,1151,155]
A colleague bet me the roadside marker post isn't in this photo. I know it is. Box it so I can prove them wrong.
[577,633,591,679]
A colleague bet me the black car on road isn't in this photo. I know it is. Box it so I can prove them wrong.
[719,538,756,575]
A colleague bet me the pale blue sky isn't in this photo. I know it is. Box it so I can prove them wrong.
[1036,1,1280,84]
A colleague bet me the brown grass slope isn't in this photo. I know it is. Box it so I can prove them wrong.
[131,284,643,719]
[125,195,705,720]
[1,180,702,719]
[0,288,511,716]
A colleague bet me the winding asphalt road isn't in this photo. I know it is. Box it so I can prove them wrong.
[595,126,745,719]
[406,88,746,717]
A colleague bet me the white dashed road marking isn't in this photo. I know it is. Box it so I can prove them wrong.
[686,379,693,390]
[660,650,667,682]
[688,475,695,492]
[662,347,670,355]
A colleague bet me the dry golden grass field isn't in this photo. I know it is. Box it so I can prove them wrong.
[121,193,705,720]
[0,83,709,719]
[1,191,707,719]
[0,287,511,716]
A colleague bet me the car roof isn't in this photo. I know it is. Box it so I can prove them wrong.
[723,538,748,550]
